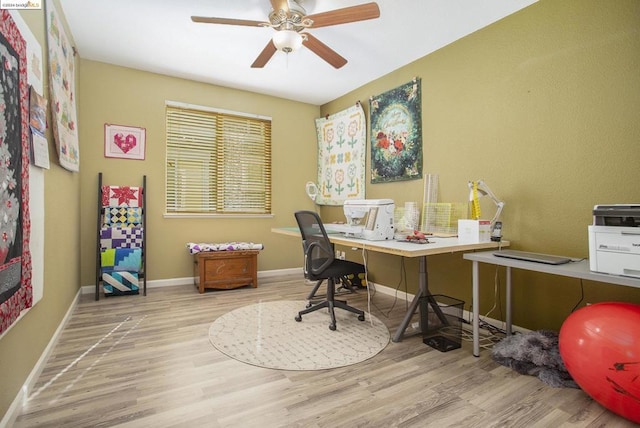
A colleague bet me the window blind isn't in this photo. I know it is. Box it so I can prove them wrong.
[165,104,272,214]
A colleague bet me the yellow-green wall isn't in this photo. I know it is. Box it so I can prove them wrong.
[322,0,640,331]
[77,61,319,287]
[2,0,640,422]
[0,3,81,421]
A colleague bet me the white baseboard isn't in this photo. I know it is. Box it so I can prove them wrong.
[81,267,303,294]
[1,288,82,428]
[368,280,413,301]
[258,267,302,278]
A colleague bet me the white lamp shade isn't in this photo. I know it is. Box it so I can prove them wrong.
[272,30,303,53]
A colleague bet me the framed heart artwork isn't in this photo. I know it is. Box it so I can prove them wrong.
[104,123,146,160]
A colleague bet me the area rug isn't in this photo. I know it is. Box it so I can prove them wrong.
[209,300,389,370]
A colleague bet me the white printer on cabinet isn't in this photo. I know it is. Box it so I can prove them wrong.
[588,204,640,278]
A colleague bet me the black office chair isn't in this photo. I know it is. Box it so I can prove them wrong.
[294,210,366,330]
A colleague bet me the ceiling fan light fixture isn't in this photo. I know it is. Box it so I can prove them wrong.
[272,30,303,53]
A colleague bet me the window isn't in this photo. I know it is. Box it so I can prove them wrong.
[165,102,272,215]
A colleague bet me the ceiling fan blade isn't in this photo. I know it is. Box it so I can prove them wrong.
[251,40,278,68]
[270,0,289,14]
[191,16,266,27]
[302,33,347,69]
[306,2,380,28]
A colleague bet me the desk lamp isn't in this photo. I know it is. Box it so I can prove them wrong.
[468,180,505,240]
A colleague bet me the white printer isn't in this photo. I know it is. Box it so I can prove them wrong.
[588,204,640,278]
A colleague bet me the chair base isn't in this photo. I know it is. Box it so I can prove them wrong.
[295,293,365,331]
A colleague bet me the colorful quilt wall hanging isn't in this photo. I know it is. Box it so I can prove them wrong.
[369,79,423,183]
[314,103,366,205]
[46,0,80,172]
[0,10,33,335]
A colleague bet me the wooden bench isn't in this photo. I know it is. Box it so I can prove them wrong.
[193,250,259,293]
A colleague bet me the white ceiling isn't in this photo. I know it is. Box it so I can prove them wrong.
[58,0,537,105]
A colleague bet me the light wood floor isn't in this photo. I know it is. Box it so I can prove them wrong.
[13,274,634,428]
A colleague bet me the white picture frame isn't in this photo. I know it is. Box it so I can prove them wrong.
[104,123,146,160]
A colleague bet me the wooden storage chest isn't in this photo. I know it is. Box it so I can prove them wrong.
[194,250,259,293]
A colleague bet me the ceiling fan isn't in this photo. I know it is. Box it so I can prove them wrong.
[191,0,380,69]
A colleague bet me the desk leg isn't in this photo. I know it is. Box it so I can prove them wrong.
[472,261,480,357]
[473,263,512,356]
[392,256,427,342]
[506,266,512,336]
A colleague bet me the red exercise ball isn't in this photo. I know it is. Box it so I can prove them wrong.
[559,302,640,424]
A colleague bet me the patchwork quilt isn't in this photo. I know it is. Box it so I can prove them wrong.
[100,227,143,251]
[103,207,142,227]
[186,242,264,254]
[102,271,139,295]
[101,248,142,273]
[101,185,142,207]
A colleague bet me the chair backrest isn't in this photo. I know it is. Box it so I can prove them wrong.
[294,210,334,277]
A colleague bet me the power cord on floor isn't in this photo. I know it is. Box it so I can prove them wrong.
[463,260,510,350]
[461,326,506,351]
[361,247,409,320]
[363,244,372,322]
[458,314,509,350]
[481,264,504,325]
[362,244,384,328]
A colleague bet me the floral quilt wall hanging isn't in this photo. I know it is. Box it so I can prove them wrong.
[369,79,423,183]
[47,0,80,172]
[314,103,366,205]
[0,10,33,335]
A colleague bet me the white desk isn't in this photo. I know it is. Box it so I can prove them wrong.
[272,227,507,342]
[463,251,640,357]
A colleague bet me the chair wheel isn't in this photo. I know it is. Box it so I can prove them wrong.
[329,324,336,331]
[295,314,302,322]
[358,314,365,321]
[306,302,312,308]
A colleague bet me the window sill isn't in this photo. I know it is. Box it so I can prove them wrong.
[163,213,274,219]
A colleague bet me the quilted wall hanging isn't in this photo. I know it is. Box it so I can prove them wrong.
[0,10,33,335]
[369,78,423,183]
[46,0,80,172]
[314,103,366,206]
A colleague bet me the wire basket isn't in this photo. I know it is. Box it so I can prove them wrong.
[422,295,465,352]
